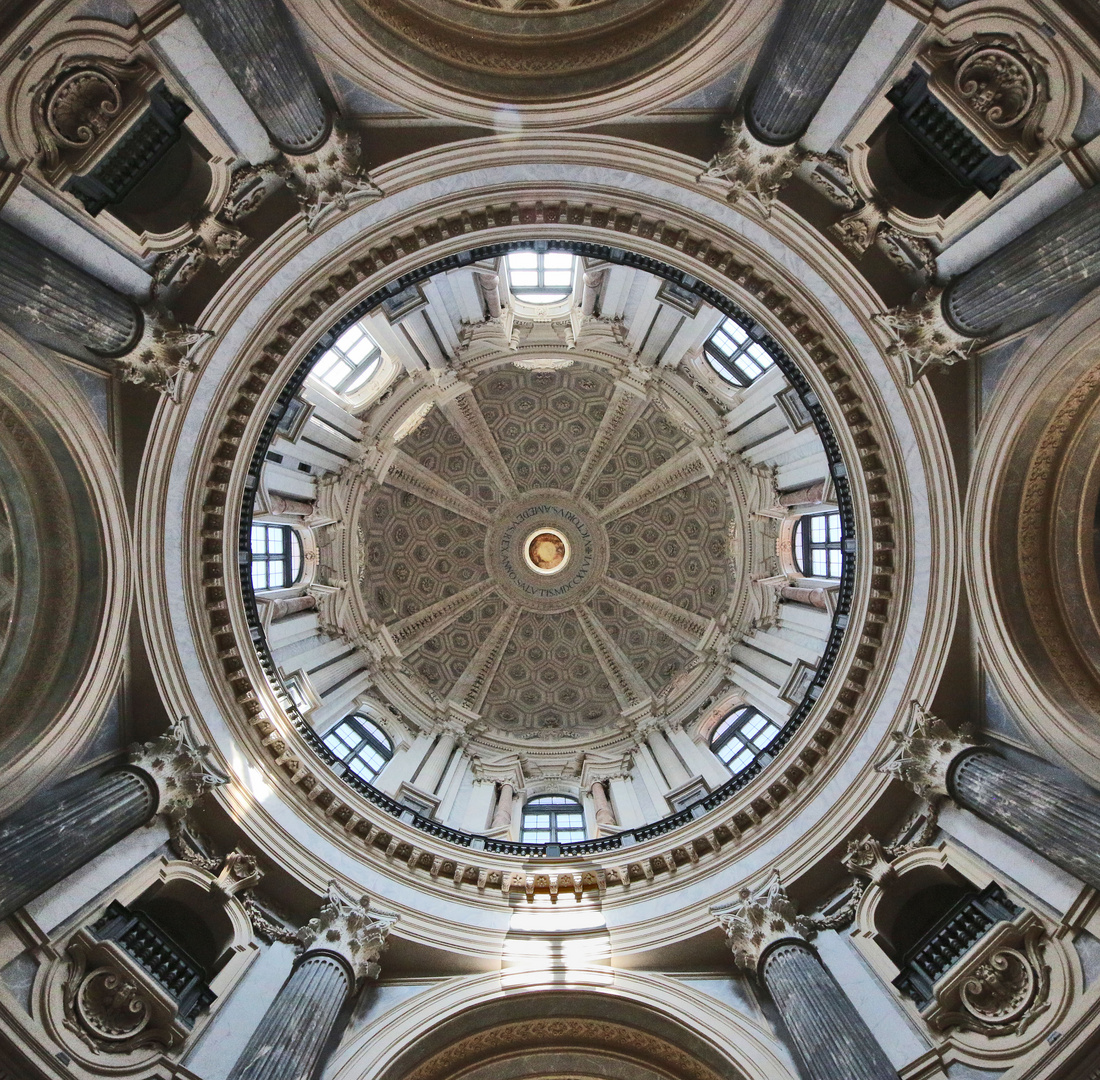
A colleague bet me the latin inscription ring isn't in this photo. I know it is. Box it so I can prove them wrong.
[485,489,609,613]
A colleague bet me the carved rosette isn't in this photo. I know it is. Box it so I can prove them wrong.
[277,124,382,232]
[877,702,975,800]
[128,717,229,819]
[875,288,978,384]
[298,883,398,984]
[700,118,812,216]
[710,872,813,973]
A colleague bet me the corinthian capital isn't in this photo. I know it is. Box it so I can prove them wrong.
[877,702,976,800]
[699,117,813,216]
[874,288,978,385]
[277,123,382,233]
[128,717,228,819]
[298,883,398,984]
[710,872,812,973]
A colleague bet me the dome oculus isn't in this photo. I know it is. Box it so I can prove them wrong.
[525,529,569,574]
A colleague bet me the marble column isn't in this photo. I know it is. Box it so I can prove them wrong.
[227,885,396,1080]
[943,184,1100,339]
[590,780,617,829]
[0,219,142,359]
[881,704,1100,891]
[0,720,226,921]
[180,0,330,154]
[781,584,829,611]
[745,0,885,146]
[645,726,691,789]
[264,593,318,622]
[778,481,826,507]
[415,729,459,794]
[712,875,898,1080]
[490,782,516,831]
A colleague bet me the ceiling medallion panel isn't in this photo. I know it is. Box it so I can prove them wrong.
[343,363,740,742]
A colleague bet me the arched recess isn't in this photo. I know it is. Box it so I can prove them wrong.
[332,974,793,1080]
[969,288,1100,786]
[0,326,130,813]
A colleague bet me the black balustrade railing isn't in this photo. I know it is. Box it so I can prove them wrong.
[236,240,860,862]
[92,902,216,1022]
[893,884,1020,1008]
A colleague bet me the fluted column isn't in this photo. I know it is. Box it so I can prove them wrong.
[881,704,1100,890]
[0,219,141,358]
[712,875,898,1080]
[745,0,885,146]
[943,184,1100,338]
[415,729,459,794]
[227,885,396,1080]
[0,720,226,921]
[180,0,330,154]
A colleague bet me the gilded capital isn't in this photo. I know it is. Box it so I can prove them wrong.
[877,702,976,800]
[298,883,398,984]
[128,717,228,819]
[710,872,812,973]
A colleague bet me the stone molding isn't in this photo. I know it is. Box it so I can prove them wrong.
[965,289,1100,787]
[289,0,763,130]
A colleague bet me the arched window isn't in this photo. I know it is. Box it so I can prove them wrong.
[520,794,586,844]
[505,250,576,303]
[704,316,776,386]
[250,524,302,591]
[323,714,394,782]
[311,321,382,396]
[793,511,843,579]
[710,706,781,774]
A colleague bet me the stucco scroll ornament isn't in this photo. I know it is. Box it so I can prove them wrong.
[876,702,976,801]
[874,288,978,386]
[924,34,1049,158]
[129,716,229,820]
[699,117,815,217]
[298,882,398,984]
[710,871,814,973]
[923,916,1052,1037]
[30,56,147,171]
[277,123,382,233]
[61,944,163,1054]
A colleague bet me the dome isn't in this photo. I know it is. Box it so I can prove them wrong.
[1,2,1098,1079]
